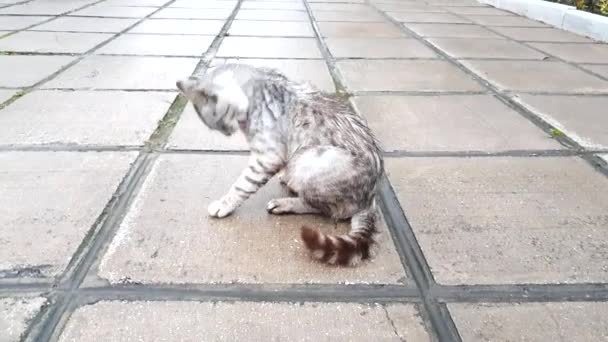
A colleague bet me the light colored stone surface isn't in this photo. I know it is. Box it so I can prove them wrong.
[167,105,249,150]
[0,31,112,53]
[69,5,157,17]
[102,0,169,6]
[0,1,91,15]
[0,55,74,87]
[217,37,322,58]
[314,10,386,22]
[464,14,548,27]
[450,302,608,342]
[491,26,593,42]
[152,7,233,19]
[0,151,136,280]
[31,17,139,33]
[444,6,511,15]
[0,297,46,342]
[387,157,608,285]
[0,90,16,104]
[0,15,50,30]
[529,42,608,64]
[337,60,482,92]
[406,23,504,38]
[318,22,406,37]
[353,95,558,151]
[170,0,237,9]
[129,18,225,34]
[0,90,175,146]
[98,154,407,284]
[562,9,608,43]
[229,20,314,37]
[389,12,472,23]
[241,1,305,10]
[44,56,198,90]
[514,94,608,148]
[235,9,309,21]
[582,64,608,79]
[310,3,369,11]
[97,34,214,56]
[375,3,446,12]
[326,38,436,58]
[462,60,608,93]
[428,37,546,59]
[212,58,335,92]
[59,302,429,341]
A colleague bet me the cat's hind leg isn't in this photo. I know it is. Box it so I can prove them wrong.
[267,197,321,215]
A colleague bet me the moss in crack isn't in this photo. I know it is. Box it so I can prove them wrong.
[550,128,566,139]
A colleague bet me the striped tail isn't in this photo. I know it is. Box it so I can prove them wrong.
[300,208,379,266]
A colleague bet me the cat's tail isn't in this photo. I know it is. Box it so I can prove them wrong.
[300,207,379,266]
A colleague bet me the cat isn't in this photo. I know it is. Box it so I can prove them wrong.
[176,64,384,266]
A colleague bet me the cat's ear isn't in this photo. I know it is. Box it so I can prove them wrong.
[176,77,199,96]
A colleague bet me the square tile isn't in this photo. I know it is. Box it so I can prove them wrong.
[97,34,214,56]
[318,22,405,37]
[44,56,199,90]
[0,297,46,341]
[30,17,139,33]
[152,7,233,19]
[102,0,169,6]
[240,1,305,9]
[235,9,309,21]
[98,154,407,284]
[213,58,335,91]
[462,60,608,93]
[375,3,447,12]
[326,38,436,58]
[337,60,482,92]
[0,90,175,146]
[465,14,547,27]
[582,64,608,79]
[313,10,386,22]
[129,19,225,34]
[389,12,471,23]
[0,15,51,30]
[70,5,157,17]
[310,3,369,11]
[217,37,322,58]
[229,20,313,36]
[0,151,136,280]
[60,302,428,341]
[406,23,504,38]
[0,2,89,15]
[0,31,112,53]
[354,95,558,151]
[450,303,608,341]
[491,27,593,42]
[387,157,608,285]
[528,43,608,64]
[514,94,608,148]
[443,6,512,15]
[0,55,74,87]
[428,38,547,59]
[170,0,237,8]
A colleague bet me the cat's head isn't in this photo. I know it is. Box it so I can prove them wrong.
[176,66,250,136]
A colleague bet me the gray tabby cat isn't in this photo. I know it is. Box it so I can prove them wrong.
[176,64,384,266]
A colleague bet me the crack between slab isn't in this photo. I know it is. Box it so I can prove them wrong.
[382,304,406,342]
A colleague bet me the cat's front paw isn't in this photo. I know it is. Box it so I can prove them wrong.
[208,199,236,218]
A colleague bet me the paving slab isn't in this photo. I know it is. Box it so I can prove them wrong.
[0,151,136,280]
[102,0,169,6]
[152,7,233,19]
[443,6,512,15]
[389,12,472,23]
[0,55,74,87]
[235,9,309,21]
[326,37,436,58]
[310,3,370,11]
[0,297,47,342]
[387,157,608,285]
[514,94,608,148]
[318,22,406,37]
[406,23,504,38]
[69,5,157,17]
[464,14,548,27]
[0,90,175,146]
[43,55,199,90]
[59,302,429,341]
[97,34,214,56]
[0,89,16,103]
[0,15,51,30]
[313,10,387,22]
[337,60,482,92]
[0,1,90,15]
[528,42,608,64]
[375,3,447,12]
[353,95,558,152]
[490,26,594,42]
[450,302,608,341]
[428,37,547,59]
[462,60,608,93]
[217,37,322,58]
[30,17,139,33]
[98,154,407,284]
[0,31,112,53]
[228,20,314,37]
[582,64,608,79]
[241,1,305,9]
[129,18,225,34]
[170,0,237,9]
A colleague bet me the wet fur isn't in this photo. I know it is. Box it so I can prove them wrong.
[177,64,384,266]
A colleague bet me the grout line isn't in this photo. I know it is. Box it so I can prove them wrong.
[432,283,608,302]
[0,0,37,9]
